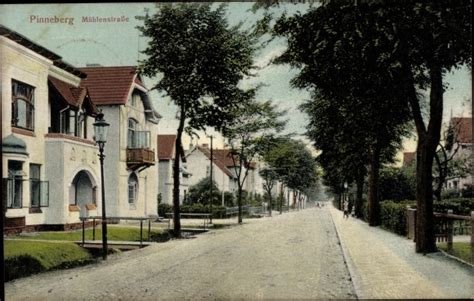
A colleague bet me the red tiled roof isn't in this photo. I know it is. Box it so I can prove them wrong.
[452,117,472,144]
[48,76,97,114]
[403,152,415,166]
[79,66,139,105]
[197,146,234,177]
[158,135,176,160]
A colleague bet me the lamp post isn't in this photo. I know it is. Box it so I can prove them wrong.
[209,135,213,224]
[93,112,109,260]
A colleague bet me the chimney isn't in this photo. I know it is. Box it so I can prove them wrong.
[86,63,102,67]
[201,143,209,149]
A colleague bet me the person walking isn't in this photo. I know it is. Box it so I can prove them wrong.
[343,200,349,219]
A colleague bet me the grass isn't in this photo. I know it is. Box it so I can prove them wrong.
[438,242,473,265]
[5,240,93,281]
[14,226,164,242]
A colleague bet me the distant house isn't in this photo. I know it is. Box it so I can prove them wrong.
[157,134,191,205]
[445,117,473,193]
[79,66,161,218]
[186,144,264,200]
[402,152,416,167]
[1,25,100,233]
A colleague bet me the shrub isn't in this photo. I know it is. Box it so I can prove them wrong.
[379,200,415,236]
[159,203,227,218]
[5,240,93,281]
[433,198,474,215]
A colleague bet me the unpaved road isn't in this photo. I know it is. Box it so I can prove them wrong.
[6,207,356,300]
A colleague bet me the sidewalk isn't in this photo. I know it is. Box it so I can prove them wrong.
[329,205,474,299]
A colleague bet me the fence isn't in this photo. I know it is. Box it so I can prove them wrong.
[406,208,473,262]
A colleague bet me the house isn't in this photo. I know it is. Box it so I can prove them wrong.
[1,25,101,233]
[445,117,473,193]
[402,152,416,167]
[186,144,264,201]
[78,66,161,218]
[157,134,191,205]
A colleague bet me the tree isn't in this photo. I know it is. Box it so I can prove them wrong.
[274,6,412,226]
[138,4,255,237]
[186,177,221,206]
[223,99,286,224]
[262,1,471,252]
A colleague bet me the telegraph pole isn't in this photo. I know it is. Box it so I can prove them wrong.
[209,135,213,224]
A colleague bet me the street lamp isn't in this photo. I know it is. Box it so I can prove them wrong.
[93,112,109,260]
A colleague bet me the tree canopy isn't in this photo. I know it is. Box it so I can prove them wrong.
[138,3,257,236]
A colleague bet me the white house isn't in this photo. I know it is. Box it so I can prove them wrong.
[79,66,161,218]
[186,144,266,200]
[445,117,473,193]
[157,134,191,205]
[1,25,101,233]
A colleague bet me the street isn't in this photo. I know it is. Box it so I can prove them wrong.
[6,207,356,300]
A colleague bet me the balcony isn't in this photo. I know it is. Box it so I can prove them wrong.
[127,130,155,170]
[127,148,155,170]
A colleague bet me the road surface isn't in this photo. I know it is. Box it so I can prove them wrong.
[6,207,356,300]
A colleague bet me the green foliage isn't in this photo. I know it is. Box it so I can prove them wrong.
[13,227,163,242]
[158,203,227,219]
[438,242,473,265]
[138,3,256,133]
[379,200,415,236]
[379,167,415,201]
[5,240,93,281]
[433,198,474,215]
[186,176,221,206]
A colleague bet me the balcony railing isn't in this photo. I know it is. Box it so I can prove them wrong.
[127,148,155,169]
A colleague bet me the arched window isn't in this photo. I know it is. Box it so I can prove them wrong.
[128,173,138,204]
[12,80,35,130]
[128,118,138,148]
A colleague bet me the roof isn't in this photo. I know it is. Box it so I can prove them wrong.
[79,66,145,105]
[48,76,97,114]
[451,117,472,144]
[402,152,415,166]
[158,135,176,160]
[0,25,86,78]
[196,146,235,178]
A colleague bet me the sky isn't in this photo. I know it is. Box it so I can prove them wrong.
[1,3,471,163]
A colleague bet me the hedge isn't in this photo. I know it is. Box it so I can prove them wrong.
[158,203,227,218]
[5,240,94,281]
[358,198,472,237]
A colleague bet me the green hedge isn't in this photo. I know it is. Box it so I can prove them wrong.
[358,198,472,237]
[158,203,227,218]
[432,198,474,215]
[5,240,93,281]
[379,200,415,235]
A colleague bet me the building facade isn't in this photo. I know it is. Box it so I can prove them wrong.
[1,25,101,232]
[157,134,191,205]
[79,66,161,218]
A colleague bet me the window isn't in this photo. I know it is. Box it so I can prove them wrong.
[60,108,77,136]
[12,80,35,130]
[130,93,140,107]
[128,118,138,148]
[128,173,138,204]
[29,164,49,208]
[7,161,23,208]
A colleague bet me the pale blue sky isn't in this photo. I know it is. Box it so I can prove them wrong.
[1,3,471,155]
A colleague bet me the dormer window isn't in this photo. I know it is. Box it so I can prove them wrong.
[130,92,141,108]
[12,80,35,131]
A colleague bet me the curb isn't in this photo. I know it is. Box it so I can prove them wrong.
[328,206,363,300]
[437,248,474,269]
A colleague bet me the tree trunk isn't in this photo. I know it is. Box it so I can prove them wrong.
[414,64,443,253]
[237,185,243,224]
[355,168,364,218]
[268,191,273,217]
[279,184,284,214]
[172,104,186,238]
[367,144,381,226]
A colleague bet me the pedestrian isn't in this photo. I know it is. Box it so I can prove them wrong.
[343,200,349,219]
